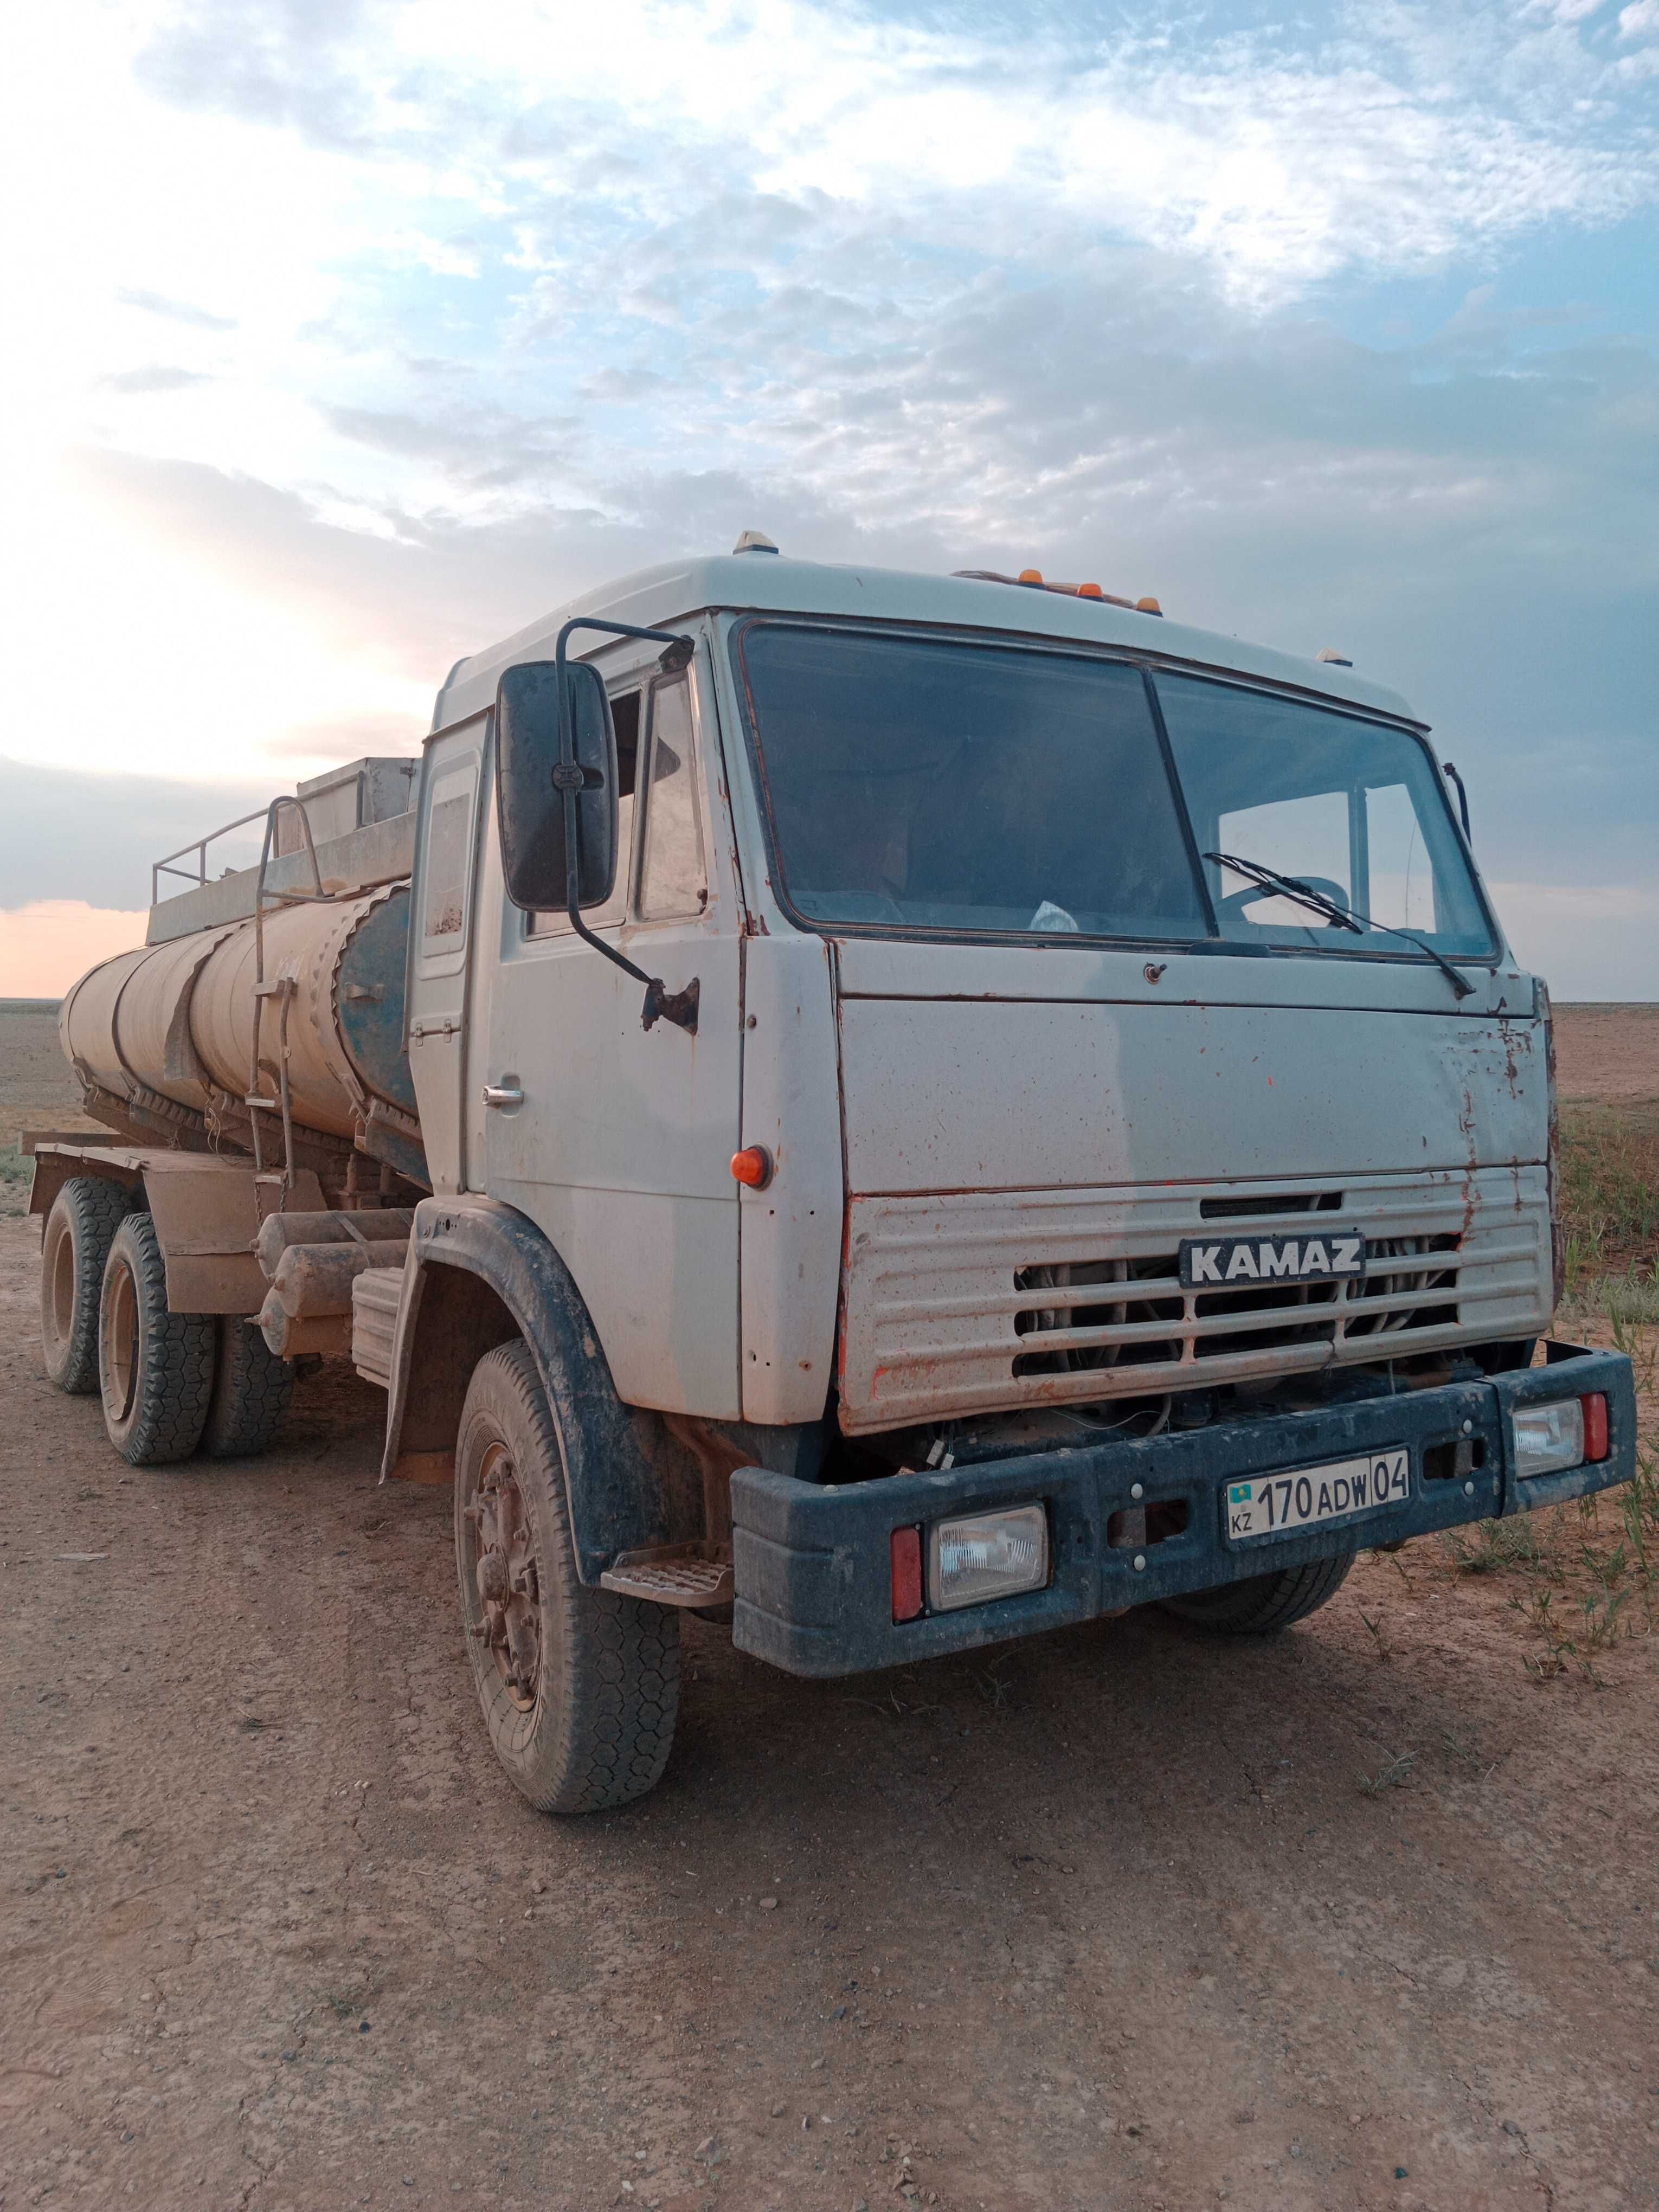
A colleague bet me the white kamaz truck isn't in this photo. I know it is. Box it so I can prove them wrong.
[33,542,1635,1814]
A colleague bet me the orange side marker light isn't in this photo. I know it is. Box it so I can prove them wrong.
[731,1145,774,1189]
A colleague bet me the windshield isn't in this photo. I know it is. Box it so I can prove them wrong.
[736,622,1498,961]
[1155,672,1496,959]
[738,627,1208,939]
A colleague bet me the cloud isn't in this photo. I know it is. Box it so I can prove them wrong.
[0,757,278,913]
[1488,880,1659,1000]
[579,366,670,402]
[1618,0,1659,32]
[117,286,237,331]
[130,0,1658,304]
[5,0,1654,995]
[100,365,214,394]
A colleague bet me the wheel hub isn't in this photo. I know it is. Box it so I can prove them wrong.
[466,1441,541,1710]
[105,1258,139,1422]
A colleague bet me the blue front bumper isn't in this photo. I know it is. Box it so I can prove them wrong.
[730,1340,1637,1677]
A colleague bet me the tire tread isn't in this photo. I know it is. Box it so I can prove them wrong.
[1162,1549,1355,1635]
[41,1176,134,1395]
[458,1341,680,1815]
[100,1213,215,1466]
[202,1321,293,1459]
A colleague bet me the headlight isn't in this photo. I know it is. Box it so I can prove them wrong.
[928,1504,1049,1612]
[1513,1399,1584,1478]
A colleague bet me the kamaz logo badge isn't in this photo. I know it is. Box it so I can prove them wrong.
[1178,1230,1367,1289]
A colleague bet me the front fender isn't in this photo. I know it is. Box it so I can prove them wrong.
[381,1194,700,1581]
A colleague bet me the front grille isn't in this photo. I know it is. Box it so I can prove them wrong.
[1012,1231,1460,1377]
[837,1168,1551,1433]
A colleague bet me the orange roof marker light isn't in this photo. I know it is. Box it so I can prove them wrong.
[951,569,1166,614]
[731,1145,774,1190]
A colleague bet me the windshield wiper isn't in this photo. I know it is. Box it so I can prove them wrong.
[1205,851,1475,1001]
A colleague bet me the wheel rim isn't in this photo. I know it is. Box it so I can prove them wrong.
[104,1258,139,1422]
[49,1224,74,1346]
[466,1439,541,1711]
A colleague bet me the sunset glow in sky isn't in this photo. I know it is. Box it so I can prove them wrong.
[2,0,1655,995]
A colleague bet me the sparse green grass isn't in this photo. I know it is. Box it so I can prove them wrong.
[1438,1446,1659,1680]
[1559,1101,1659,1290]
[1459,1096,1656,1673]
[0,1141,30,1217]
[1358,1748,1418,1796]
[1436,1092,1658,1678]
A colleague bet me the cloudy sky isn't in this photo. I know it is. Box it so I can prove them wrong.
[2,0,1655,996]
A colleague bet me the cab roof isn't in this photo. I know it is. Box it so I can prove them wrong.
[429,553,1422,735]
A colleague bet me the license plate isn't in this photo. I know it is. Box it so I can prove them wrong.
[1180,1229,1367,1289]
[1224,1449,1410,1544]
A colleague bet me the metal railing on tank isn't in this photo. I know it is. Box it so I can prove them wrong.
[150,806,273,906]
[149,769,371,906]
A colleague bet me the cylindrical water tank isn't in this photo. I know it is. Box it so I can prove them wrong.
[61,883,416,1146]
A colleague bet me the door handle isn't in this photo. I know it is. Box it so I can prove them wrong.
[481,1084,525,1109]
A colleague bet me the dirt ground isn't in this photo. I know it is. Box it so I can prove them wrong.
[0,1001,104,1153]
[1550,1004,1659,1105]
[3,1004,1658,2212]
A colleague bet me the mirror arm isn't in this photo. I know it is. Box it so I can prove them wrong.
[1442,760,1472,841]
[552,616,700,1034]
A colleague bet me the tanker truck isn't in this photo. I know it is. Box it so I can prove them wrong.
[32,539,1637,1816]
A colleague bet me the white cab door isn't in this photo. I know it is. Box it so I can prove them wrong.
[481,652,744,1418]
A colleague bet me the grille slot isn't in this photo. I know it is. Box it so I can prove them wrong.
[1198,1191,1343,1219]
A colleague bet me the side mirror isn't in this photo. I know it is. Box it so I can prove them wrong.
[495,659,618,912]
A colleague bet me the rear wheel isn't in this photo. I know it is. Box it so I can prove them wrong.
[97,1213,215,1465]
[41,1176,134,1394]
[455,1341,679,1815]
[201,1320,293,1459]
[1161,1551,1355,1634]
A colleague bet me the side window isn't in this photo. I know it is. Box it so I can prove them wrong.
[527,692,641,936]
[636,676,708,921]
[422,766,477,949]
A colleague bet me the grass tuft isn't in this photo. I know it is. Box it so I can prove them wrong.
[1359,1749,1418,1795]
[0,1141,30,1217]
[1559,1102,1659,1289]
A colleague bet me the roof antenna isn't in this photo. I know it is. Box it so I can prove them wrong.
[732,529,779,555]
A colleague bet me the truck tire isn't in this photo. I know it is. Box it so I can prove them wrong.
[97,1212,216,1465]
[1161,1550,1355,1634]
[455,1341,680,1815]
[41,1176,134,1395]
[201,1319,294,1460]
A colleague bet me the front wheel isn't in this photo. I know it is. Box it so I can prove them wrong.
[1160,1550,1355,1634]
[455,1341,679,1815]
